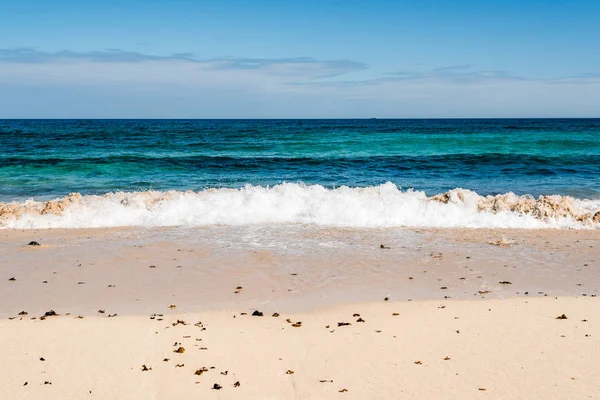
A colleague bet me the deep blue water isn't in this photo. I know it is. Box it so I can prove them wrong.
[0,119,599,201]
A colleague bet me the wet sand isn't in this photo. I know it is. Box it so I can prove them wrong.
[1,226,599,399]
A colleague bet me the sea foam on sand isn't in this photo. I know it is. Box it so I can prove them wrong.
[1,183,599,229]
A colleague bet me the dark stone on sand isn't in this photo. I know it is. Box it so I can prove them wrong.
[234,381,241,387]
[44,310,57,317]
[28,241,41,246]
[337,322,351,327]
[556,314,568,320]
[252,310,264,317]
[212,383,222,390]
[356,318,365,323]
[18,311,27,316]
[8,277,15,281]
[499,281,512,284]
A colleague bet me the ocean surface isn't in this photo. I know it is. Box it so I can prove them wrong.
[1,119,599,229]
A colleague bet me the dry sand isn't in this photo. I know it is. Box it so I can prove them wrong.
[0,226,599,399]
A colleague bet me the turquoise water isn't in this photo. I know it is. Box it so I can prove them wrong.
[1,119,599,201]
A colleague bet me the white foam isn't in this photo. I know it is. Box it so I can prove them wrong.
[1,183,599,229]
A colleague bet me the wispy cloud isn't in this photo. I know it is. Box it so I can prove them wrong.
[0,48,367,80]
[0,48,598,118]
[0,48,197,63]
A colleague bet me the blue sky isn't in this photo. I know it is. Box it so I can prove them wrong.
[1,0,599,118]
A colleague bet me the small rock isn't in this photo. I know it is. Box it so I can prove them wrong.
[212,383,222,390]
[556,314,568,320]
[28,241,41,246]
[252,310,264,317]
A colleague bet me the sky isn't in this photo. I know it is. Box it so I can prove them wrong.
[0,0,599,118]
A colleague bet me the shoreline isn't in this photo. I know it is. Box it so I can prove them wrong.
[2,226,598,317]
[1,226,598,398]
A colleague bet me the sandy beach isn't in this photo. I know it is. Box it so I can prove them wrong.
[1,226,599,399]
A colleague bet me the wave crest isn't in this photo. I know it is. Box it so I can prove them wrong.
[1,183,599,229]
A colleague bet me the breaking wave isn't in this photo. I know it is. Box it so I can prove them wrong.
[1,183,599,229]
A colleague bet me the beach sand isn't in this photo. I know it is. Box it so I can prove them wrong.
[1,226,599,399]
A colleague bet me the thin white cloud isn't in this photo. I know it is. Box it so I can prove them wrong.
[0,48,598,118]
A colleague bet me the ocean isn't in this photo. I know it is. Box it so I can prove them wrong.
[1,119,599,229]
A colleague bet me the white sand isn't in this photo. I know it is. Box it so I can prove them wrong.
[1,297,599,399]
[1,226,599,399]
